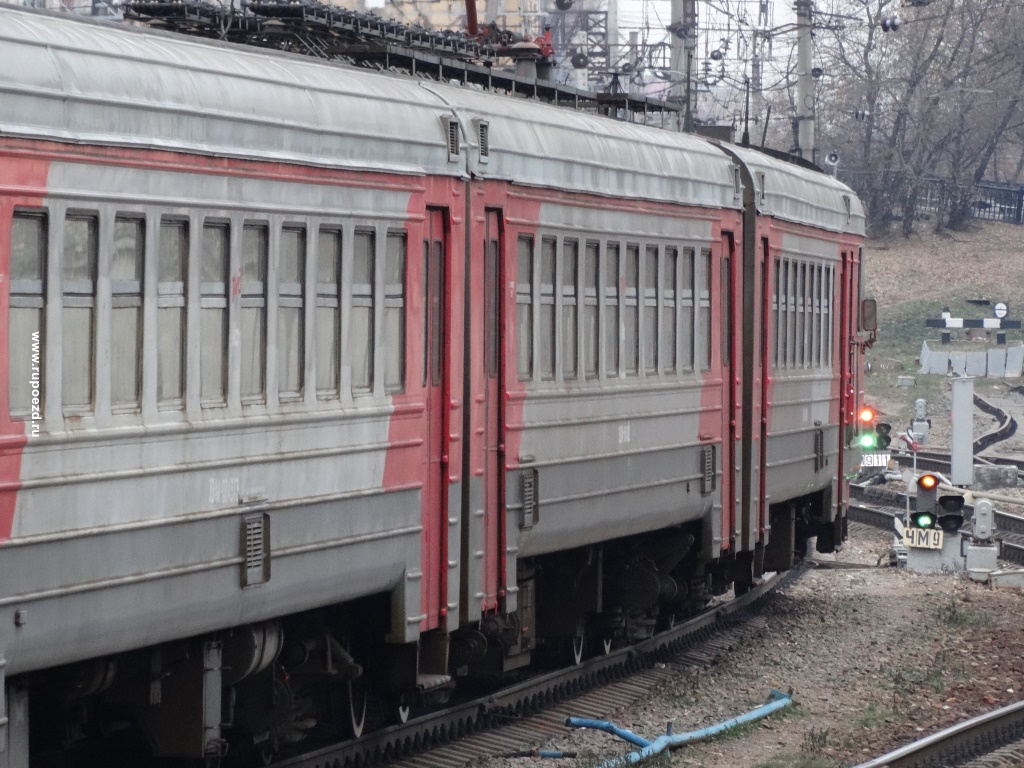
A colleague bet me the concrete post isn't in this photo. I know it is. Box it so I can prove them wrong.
[950,376,974,486]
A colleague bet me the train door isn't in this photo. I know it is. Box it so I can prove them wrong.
[837,250,857,529]
[720,234,742,551]
[481,209,503,613]
[423,208,451,625]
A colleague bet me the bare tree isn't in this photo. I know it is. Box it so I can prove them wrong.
[805,0,1024,235]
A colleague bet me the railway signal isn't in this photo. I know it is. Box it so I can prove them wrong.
[856,406,879,450]
[936,494,965,534]
[911,473,939,529]
[875,421,892,449]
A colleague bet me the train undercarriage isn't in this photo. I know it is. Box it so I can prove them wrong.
[8,496,841,768]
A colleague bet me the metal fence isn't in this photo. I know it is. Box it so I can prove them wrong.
[917,178,1024,224]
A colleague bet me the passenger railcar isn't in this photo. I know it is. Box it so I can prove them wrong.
[0,7,869,766]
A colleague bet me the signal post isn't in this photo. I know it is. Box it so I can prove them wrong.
[899,472,966,574]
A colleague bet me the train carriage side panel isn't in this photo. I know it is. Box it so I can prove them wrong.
[729,147,865,561]
[435,88,740,560]
[0,6,481,677]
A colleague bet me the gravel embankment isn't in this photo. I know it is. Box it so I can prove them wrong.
[473,526,1024,768]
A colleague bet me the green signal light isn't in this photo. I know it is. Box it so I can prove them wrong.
[857,433,877,449]
[914,513,935,528]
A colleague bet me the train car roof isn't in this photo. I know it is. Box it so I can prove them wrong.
[0,7,739,211]
[0,7,864,230]
[729,145,866,236]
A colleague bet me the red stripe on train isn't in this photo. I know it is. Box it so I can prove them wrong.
[0,151,50,543]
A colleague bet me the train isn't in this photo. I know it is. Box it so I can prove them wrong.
[0,6,871,766]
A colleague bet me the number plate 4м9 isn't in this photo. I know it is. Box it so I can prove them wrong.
[905,528,943,549]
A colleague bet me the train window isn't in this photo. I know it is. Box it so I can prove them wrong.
[484,228,499,379]
[644,245,658,375]
[62,214,98,412]
[825,265,834,366]
[9,211,47,419]
[583,241,599,379]
[794,264,802,368]
[786,259,794,366]
[813,264,822,368]
[241,224,268,402]
[721,256,731,367]
[780,259,790,368]
[681,247,694,372]
[352,231,375,393]
[562,239,578,380]
[316,229,341,397]
[111,217,145,410]
[624,244,639,376]
[200,222,229,406]
[605,243,620,376]
[699,248,711,371]
[771,259,779,369]
[279,227,305,400]
[384,231,406,393]
[662,247,677,374]
[158,219,188,407]
[539,238,555,381]
[516,236,533,381]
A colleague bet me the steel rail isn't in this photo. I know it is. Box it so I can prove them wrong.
[270,569,795,768]
[852,698,1024,768]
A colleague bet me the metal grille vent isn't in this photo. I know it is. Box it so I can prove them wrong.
[477,120,490,162]
[813,428,826,471]
[756,171,766,203]
[241,513,270,588]
[446,118,460,161]
[732,167,742,198]
[700,445,716,496]
[520,467,539,529]
[843,195,852,222]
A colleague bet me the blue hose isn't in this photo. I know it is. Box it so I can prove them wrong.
[565,688,793,768]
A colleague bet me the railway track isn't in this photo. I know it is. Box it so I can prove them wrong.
[853,699,1024,768]
[850,490,1024,768]
[270,570,795,768]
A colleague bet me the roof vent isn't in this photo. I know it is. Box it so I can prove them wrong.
[732,166,742,199]
[476,119,490,164]
[756,171,766,203]
[843,195,852,222]
[445,117,460,162]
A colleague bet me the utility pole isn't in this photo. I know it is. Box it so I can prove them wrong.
[793,0,815,161]
[607,0,618,82]
[670,0,697,131]
[751,34,763,140]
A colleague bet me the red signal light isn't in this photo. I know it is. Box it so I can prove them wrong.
[858,407,876,424]
[918,474,938,490]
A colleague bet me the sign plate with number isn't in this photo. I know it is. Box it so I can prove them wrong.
[904,528,943,549]
[861,452,890,468]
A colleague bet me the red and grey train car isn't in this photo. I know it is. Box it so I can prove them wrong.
[0,7,869,765]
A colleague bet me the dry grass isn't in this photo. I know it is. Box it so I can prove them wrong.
[865,222,1024,309]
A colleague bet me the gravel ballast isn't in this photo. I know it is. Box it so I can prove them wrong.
[472,526,1024,768]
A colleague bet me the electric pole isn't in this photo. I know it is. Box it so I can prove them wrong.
[794,0,815,161]
[670,0,697,131]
